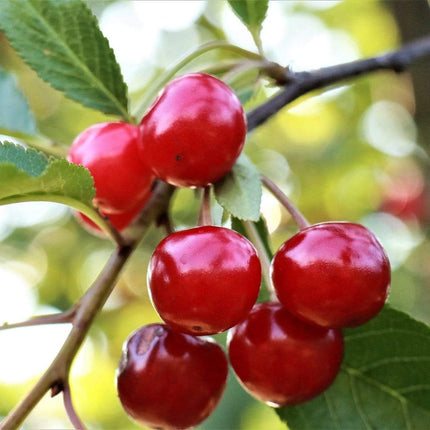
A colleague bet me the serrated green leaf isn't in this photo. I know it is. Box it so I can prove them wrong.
[0,0,129,120]
[277,306,430,429]
[0,69,37,135]
[0,142,48,177]
[228,0,268,51]
[214,154,262,222]
[0,141,94,208]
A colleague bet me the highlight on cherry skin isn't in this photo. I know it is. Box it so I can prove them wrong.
[139,73,247,188]
[147,225,262,335]
[271,222,391,329]
[228,301,344,407]
[68,121,155,214]
[116,323,228,430]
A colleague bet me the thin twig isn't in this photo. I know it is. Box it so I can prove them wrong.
[261,175,310,230]
[0,308,75,331]
[243,221,277,302]
[247,35,430,132]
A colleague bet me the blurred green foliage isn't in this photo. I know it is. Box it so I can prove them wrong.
[0,0,429,428]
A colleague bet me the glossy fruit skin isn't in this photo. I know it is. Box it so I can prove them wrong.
[139,73,247,188]
[148,226,261,335]
[271,222,391,328]
[228,302,344,406]
[68,122,154,214]
[117,323,228,430]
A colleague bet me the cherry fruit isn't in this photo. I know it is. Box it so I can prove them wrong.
[117,323,228,429]
[139,73,247,188]
[228,302,343,406]
[68,122,154,214]
[148,226,261,335]
[74,198,149,236]
[271,222,391,328]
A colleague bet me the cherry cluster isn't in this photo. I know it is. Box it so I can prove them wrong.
[68,73,391,429]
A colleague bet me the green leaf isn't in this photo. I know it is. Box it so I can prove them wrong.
[228,0,268,51]
[0,0,129,120]
[277,306,430,429]
[0,141,48,177]
[214,154,262,222]
[0,69,37,135]
[231,216,272,259]
[0,140,97,212]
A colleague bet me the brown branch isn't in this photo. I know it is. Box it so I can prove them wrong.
[0,182,175,430]
[247,35,430,132]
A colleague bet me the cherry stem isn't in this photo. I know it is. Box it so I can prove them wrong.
[243,221,277,302]
[0,308,75,331]
[198,186,212,226]
[63,379,86,430]
[133,40,262,118]
[95,208,127,247]
[222,59,272,84]
[261,175,310,230]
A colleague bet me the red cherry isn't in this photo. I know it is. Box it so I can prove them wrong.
[228,302,344,406]
[139,73,247,188]
[68,122,154,214]
[148,226,261,335]
[271,222,391,328]
[74,197,149,236]
[117,323,228,429]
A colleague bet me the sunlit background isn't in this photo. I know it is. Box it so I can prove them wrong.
[0,0,429,428]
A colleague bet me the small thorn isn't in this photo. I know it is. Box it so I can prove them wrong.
[51,382,64,397]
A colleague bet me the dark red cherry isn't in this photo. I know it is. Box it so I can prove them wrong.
[147,226,261,335]
[271,222,391,328]
[228,302,344,406]
[117,323,228,429]
[139,73,247,188]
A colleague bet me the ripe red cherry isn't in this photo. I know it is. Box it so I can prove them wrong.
[117,323,228,429]
[148,226,261,335]
[271,222,391,328]
[228,302,344,406]
[139,73,247,188]
[68,122,154,214]
[74,197,149,236]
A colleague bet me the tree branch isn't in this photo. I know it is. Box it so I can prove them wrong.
[0,182,175,430]
[247,35,430,132]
